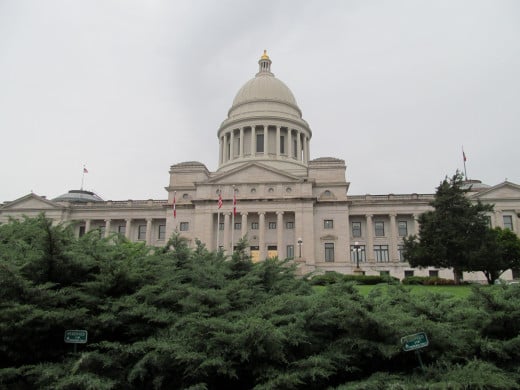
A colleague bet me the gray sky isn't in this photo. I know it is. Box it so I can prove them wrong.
[1,0,519,203]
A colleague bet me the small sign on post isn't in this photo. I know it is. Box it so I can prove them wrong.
[401,332,428,352]
[64,330,88,353]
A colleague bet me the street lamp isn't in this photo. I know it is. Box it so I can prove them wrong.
[297,238,303,258]
[354,241,361,271]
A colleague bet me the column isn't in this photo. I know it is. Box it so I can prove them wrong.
[259,212,266,260]
[241,212,248,239]
[223,212,231,252]
[366,214,374,262]
[296,130,302,161]
[494,210,502,228]
[250,125,256,156]
[85,219,91,233]
[239,127,244,158]
[263,125,268,156]
[305,137,310,163]
[287,129,292,159]
[412,213,420,235]
[389,214,398,262]
[276,126,280,158]
[229,130,234,161]
[219,136,223,165]
[104,219,111,237]
[344,211,350,263]
[146,218,152,245]
[276,211,284,259]
[125,218,132,239]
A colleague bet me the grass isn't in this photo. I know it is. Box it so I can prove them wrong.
[355,284,474,298]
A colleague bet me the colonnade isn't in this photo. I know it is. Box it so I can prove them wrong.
[219,124,310,166]
[80,217,166,245]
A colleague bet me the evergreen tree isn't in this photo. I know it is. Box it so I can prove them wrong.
[403,172,493,283]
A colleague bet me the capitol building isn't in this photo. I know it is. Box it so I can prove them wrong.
[2,52,519,281]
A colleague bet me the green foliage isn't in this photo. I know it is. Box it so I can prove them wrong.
[1,216,520,388]
[403,172,494,283]
[309,272,399,286]
[402,276,456,285]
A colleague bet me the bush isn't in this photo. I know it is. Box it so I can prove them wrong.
[422,276,456,285]
[308,272,345,286]
[402,276,429,285]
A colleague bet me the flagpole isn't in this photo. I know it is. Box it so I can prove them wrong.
[231,185,235,253]
[462,146,468,180]
[216,188,221,250]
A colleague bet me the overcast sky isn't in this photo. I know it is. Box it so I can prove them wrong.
[1,0,519,203]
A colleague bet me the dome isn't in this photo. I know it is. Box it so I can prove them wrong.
[53,190,104,203]
[226,51,303,121]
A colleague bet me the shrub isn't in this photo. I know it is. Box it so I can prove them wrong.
[402,276,428,285]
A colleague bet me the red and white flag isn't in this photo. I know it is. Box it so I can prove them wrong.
[83,167,89,174]
[172,192,177,218]
[218,192,223,209]
[233,190,237,216]
[463,150,467,162]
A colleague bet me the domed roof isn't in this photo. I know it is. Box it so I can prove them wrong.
[52,190,104,203]
[226,51,302,120]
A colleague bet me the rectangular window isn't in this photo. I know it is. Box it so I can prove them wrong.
[138,225,146,240]
[286,221,294,229]
[219,222,224,231]
[324,243,335,262]
[251,222,259,230]
[324,219,334,229]
[398,221,408,237]
[380,270,390,276]
[118,225,126,236]
[404,270,414,278]
[374,245,389,262]
[256,133,264,153]
[234,222,241,230]
[179,222,189,231]
[158,224,166,240]
[286,245,294,259]
[352,222,362,237]
[268,222,277,229]
[350,245,366,262]
[503,215,513,230]
[280,135,285,154]
[375,221,385,237]
[398,244,405,262]
[429,270,439,277]
[79,226,86,237]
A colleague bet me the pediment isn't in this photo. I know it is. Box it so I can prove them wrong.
[208,162,303,185]
[471,181,520,201]
[1,193,62,211]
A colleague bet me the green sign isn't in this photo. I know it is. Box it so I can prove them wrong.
[401,332,428,351]
[64,330,88,344]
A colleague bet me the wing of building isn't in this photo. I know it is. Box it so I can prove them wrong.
[2,52,520,281]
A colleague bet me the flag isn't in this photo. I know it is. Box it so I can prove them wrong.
[218,192,223,209]
[172,192,177,218]
[83,167,88,173]
[233,189,237,216]
[463,150,467,162]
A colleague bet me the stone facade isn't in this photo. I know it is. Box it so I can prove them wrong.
[2,52,519,281]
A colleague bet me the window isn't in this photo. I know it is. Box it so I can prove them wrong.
[158,224,166,240]
[79,226,86,237]
[429,270,439,277]
[324,243,335,262]
[380,271,390,276]
[374,245,389,262]
[324,219,333,229]
[234,222,241,230]
[256,133,264,152]
[285,245,294,259]
[293,139,297,158]
[503,215,513,230]
[138,225,146,240]
[179,222,189,231]
[280,135,285,154]
[352,222,362,237]
[374,221,385,237]
[118,225,126,236]
[268,222,276,229]
[350,245,366,262]
[398,221,408,237]
[219,222,224,231]
[251,222,259,230]
[404,270,414,278]
[398,244,405,262]
[286,221,294,229]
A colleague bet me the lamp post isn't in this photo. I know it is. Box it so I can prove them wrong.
[297,238,303,258]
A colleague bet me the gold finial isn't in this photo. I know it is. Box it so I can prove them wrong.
[261,49,269,60]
